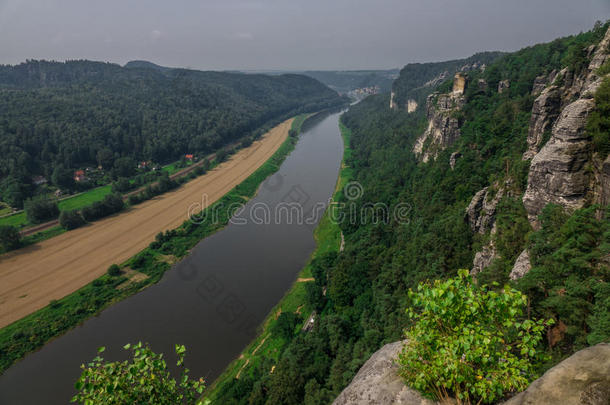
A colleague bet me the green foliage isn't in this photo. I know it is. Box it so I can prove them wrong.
[399,270,549,403]
[59,209,86,230]
[587,77,610,157]
[271,313,302,340]
[107,264,121,277]
[516,205,610,350]
[81,193,124,222]
[24,195,59,223]
[0,224,21,251]
[72,342,206,405]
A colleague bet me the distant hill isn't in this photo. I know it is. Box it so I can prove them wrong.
[124,60,174,73]
[0,59,347,207]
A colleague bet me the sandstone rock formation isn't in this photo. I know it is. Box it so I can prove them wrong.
[523,27,610,228]
[413,75,466,163]
[472,244,497,275]
[502,343,610,405]
[477,78,488,92]
[390,91,398,110]
[466,186,505,234]
[449,152,461,169]
[332,340,436,405]
[407,99,418,113]
[509,249,531,280]
[452,72,466,95]
[523,98,596,227]
[498,79,510,93]
[522,85,562,160]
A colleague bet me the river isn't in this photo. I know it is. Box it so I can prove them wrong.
[0,111,344,404]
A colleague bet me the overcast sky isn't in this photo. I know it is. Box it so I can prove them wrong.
[1,0,609,71]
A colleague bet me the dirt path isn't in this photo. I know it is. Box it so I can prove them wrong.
[0,119,292,329]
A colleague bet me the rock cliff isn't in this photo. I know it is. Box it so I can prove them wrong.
[522,26,610,228]
[413,74,466,162]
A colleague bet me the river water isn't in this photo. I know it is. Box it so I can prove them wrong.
[0,112,344,404]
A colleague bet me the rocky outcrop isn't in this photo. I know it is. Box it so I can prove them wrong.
[390,91,398,110]
[413,77,466,163]
[407,99,418,113]
[523,27,610,227]
[472,244,497,275]
[509,249,531,280]
[466,186,505,234]
[335,342,610,405]
[523,85,562,160]
[478,78,488,92]
[498,79,510,93]
[503,343,610,405]
[594,155,610,206]
[449,152,461,169]
[332,341,436,405]
[453,72,466,95]
[523,98,596,227]
[466,185,507,275]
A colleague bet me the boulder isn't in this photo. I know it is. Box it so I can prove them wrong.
[332,341,437,405]
[502,343,610,405]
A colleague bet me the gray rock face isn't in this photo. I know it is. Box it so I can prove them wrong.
[531,74,548,95]
[413,92,464,163]
[595,155,610,207]
[466,186,504,234]
[502,343,610,405]
[449,152,461,170]
[498,79,510,93]
[522,27,610,228]
[471,244,497,275]
[332,341,437,405]
[509,249,531,280]
[522,98,595,227]
[523,85,562,160]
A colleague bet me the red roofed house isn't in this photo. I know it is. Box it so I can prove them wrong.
[74,170,87,182]
[185,154,194,160]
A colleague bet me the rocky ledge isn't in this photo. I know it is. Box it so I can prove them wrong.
[334,342,610,405]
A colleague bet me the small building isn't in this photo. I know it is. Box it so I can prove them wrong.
[185,154,194,160]
[138,161,149,169]
[32,176,48,186]
[74,170,87,182]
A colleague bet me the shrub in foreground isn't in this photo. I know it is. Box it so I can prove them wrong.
[398,269,550,404]
[24,196,59,224]
[72,343,206,404]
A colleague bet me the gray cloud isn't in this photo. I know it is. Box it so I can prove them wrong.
[0,0,608,70]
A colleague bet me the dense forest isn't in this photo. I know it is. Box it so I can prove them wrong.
[0,60,346,207]
[212,23,610,404]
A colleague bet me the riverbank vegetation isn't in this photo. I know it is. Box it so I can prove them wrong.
[0,116,309,375]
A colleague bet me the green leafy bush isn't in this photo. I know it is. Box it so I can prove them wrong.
[0,224,21,251]
[398,270,549,404]
[24,195,59,224]
[72,342,206,404]
[59,209,86,230]
[107,264,121,277]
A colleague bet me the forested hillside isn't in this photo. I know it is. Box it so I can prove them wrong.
[0,60,346,207]
[212,22,610,404]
